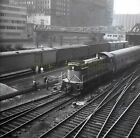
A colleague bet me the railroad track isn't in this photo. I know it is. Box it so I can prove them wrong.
[0,68,126,138]
[0,77,118,138]
[102,93,140,138]
[0,69,33,81]
[1,67,139,138]
[64,89,122,138]
[0,92,62,123]
[96,76,140,138]
[38,73,133,138]
[0,92,75,137]
[66,75,140,138]
[126,116,140,138]
[4,67,67,85]
[0,67,67,101]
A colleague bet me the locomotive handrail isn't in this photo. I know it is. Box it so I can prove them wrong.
[74,74,82,82]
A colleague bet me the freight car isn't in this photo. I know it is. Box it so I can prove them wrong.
[0,48,56,74]
[0,41,128,75]
[56,41,128,64]
[62,46,140,94]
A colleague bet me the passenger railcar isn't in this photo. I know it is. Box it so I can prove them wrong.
[62,46,140,94]
[110,46,140,72]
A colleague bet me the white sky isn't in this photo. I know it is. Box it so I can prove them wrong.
[114,0,140,14]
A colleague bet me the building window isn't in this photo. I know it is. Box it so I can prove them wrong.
[0,13,5,16]
[40,19,44,25]
[17,26,25,30]
[7,26,16,29]
[0,26,6,29]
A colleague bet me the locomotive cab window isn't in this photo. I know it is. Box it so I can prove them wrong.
[68,65,82,71]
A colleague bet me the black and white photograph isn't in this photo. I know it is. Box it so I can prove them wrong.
[0,0,140,138]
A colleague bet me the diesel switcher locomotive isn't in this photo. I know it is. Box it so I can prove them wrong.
[62,46,140,94]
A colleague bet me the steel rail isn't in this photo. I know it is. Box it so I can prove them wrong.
[63,89,122,138]
[96,75,140,138]
[0,92,60,122]
[66,73,135,138]
[102,92,140,138]
[39,74,131,138]
[0,94,75,137]
[126,116,140,138]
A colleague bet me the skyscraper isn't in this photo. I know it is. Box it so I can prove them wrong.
[68,0,113,27]
[26,0,113,26]
[0,0,27,48]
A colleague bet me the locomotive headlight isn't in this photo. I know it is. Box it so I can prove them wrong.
[72,66,74,70]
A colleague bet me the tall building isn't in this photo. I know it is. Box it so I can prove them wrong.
[50,0,70,26]
[26,0,113,27]
[26,0,69,26]
[9,0,26,7]
[0,0,26,7]
[26,0,51,15]
[0,2,27,48]
[106,0,114,25]
[68,0,113,27]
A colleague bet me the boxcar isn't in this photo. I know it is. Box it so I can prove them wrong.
[71,45,89,60]
[56,46,73,64]
[42,49,56,65]
[0,50,36,74]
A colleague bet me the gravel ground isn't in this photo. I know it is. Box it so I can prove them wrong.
[18,83,109,138]
[0,76,112,138]
[18,77,140,138]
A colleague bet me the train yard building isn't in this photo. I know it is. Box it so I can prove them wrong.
[113,14,140,32]
[126,23,140,45]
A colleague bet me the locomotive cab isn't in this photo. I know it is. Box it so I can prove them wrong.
[62,61,86,94]
[62,54,114,95]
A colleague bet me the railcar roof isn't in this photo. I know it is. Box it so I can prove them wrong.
[68,61,84,66]
[68,56,103,66]
[98,52,113,58]
[110,46,140,55]
[108,41,128,44]
[84,57,99,64]
[0,48,54,56]
[54,44,87,50]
